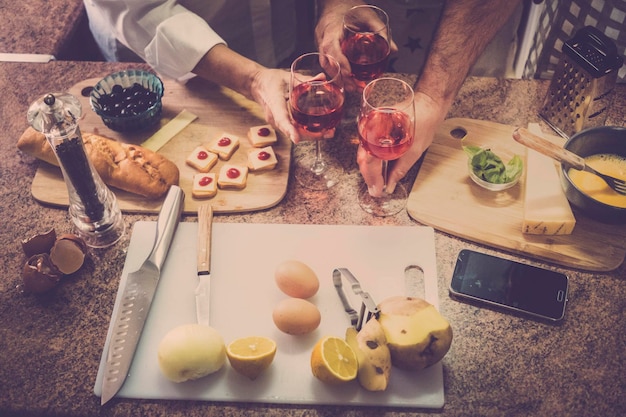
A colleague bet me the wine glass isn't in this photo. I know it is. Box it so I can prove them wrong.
[341,5,391,90]
[357,77,415,216]
[290,52,345,190]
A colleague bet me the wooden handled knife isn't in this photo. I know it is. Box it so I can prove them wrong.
[195,204,213,326]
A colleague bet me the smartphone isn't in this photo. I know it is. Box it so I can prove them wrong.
[449,249,569,322]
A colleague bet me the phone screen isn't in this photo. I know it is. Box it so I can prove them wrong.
[449,249,569,321]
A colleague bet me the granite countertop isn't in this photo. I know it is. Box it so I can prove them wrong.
[0,1,85,58]
[1,61,625,417]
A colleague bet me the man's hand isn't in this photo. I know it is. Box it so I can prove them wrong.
[356,0,521,194]
[315,0,361,91]
[315,0,397,92]
[357,91,448,196]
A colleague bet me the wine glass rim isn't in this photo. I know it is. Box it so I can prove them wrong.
[344,4,389,23]
[342,4,389,35]
[290,52,342,85]
[362,77,414,111]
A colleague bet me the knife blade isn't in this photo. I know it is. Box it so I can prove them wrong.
[100,185,184,406]
[195,204,213,326]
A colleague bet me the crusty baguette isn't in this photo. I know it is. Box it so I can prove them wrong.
[17,127,179,199]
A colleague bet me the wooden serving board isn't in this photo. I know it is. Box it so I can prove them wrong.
[29,77,292,214]
[407,118,626,272]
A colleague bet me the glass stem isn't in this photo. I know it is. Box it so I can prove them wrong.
[311,139,327,175]
[382,160,389,194]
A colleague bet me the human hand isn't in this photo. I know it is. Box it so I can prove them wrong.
[315,1,397,93]
[249,67,301,143]
[315,1,358,92]
[192,45,303,143]
[357,92,448,196]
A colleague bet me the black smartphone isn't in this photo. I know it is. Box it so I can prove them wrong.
[449,249,569,322]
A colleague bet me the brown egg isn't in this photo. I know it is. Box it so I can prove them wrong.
[50,234,87,274]
[21,228,57,258]
[272,298,321,335]
[274,260,319,299]
[22,254,63,294]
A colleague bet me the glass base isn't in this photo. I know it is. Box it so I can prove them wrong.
[71,206,125,248]
[357,182,408,217]
[293,145,343,191]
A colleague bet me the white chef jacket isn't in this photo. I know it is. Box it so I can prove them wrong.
[84,0,298,80]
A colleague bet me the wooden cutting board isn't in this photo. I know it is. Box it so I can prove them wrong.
[29,77,292,214]
[407,118,626,272]
[94,222,445,409]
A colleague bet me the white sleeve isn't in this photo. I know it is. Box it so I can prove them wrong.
[89,0,225,79]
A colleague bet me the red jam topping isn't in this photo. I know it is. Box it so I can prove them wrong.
[226,168,241,179]
[257,151,271,161]
[257,127,271,137]
[218,137,232,147]
[199,176,213,186]
[197,150,208,160]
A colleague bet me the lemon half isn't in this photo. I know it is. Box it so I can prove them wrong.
[310,335,358,384]
[226,336,277,380]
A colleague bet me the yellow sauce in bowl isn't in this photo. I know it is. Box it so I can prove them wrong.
[568,153,626,208]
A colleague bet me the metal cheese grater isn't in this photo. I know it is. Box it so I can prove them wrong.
[539,26,623,139]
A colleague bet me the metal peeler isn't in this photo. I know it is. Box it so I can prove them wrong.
[333,268,379,331]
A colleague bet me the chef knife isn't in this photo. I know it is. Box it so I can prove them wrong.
[100,185,184,406]
[195,204,213,326]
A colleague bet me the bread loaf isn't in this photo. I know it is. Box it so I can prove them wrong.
[17,127,179,199]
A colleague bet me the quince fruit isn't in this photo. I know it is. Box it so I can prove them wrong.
[377,296,452,371]
[345,317,391,391]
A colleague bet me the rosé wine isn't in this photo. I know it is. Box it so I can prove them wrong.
[290,82,344,137]
[341,32,390,83]
[358,108,413,160]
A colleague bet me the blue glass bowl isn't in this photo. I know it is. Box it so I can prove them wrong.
[90,69,164,132]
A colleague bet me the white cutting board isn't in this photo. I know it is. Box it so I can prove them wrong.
[94,222,444,408]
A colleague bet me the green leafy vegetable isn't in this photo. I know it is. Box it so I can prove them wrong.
[463,145,523,184]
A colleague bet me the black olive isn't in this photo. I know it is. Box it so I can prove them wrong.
[97,83,158,117]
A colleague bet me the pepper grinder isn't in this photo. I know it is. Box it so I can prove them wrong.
[27,92,125,248]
